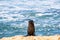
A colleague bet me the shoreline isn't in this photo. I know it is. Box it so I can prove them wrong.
[0,35,60,40]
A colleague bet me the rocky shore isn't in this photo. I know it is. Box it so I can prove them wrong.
[0,35,60,40]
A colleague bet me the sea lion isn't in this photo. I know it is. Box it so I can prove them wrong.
[27,20,35,36]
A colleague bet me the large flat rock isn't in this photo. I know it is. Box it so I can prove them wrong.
[0,35,60,40]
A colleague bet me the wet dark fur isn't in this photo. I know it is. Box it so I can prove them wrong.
[27,20,35,36]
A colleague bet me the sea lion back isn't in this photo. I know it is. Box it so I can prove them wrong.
[27,20,35,36]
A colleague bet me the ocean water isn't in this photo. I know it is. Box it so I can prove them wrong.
[0,0,60,38]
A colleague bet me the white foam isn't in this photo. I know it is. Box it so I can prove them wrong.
[0,0,60,23]
[0,0,60,11]
[36,13,44,16]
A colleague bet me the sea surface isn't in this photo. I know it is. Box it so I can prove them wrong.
[0,0,60,38]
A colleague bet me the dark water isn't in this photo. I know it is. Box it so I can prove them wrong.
[0,0,60,38]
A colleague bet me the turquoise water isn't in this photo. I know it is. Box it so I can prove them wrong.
[0,0,60,38]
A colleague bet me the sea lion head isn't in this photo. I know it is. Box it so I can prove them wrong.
[29,20,34,26]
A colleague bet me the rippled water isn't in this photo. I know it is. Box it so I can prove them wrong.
[0,0,60,38]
